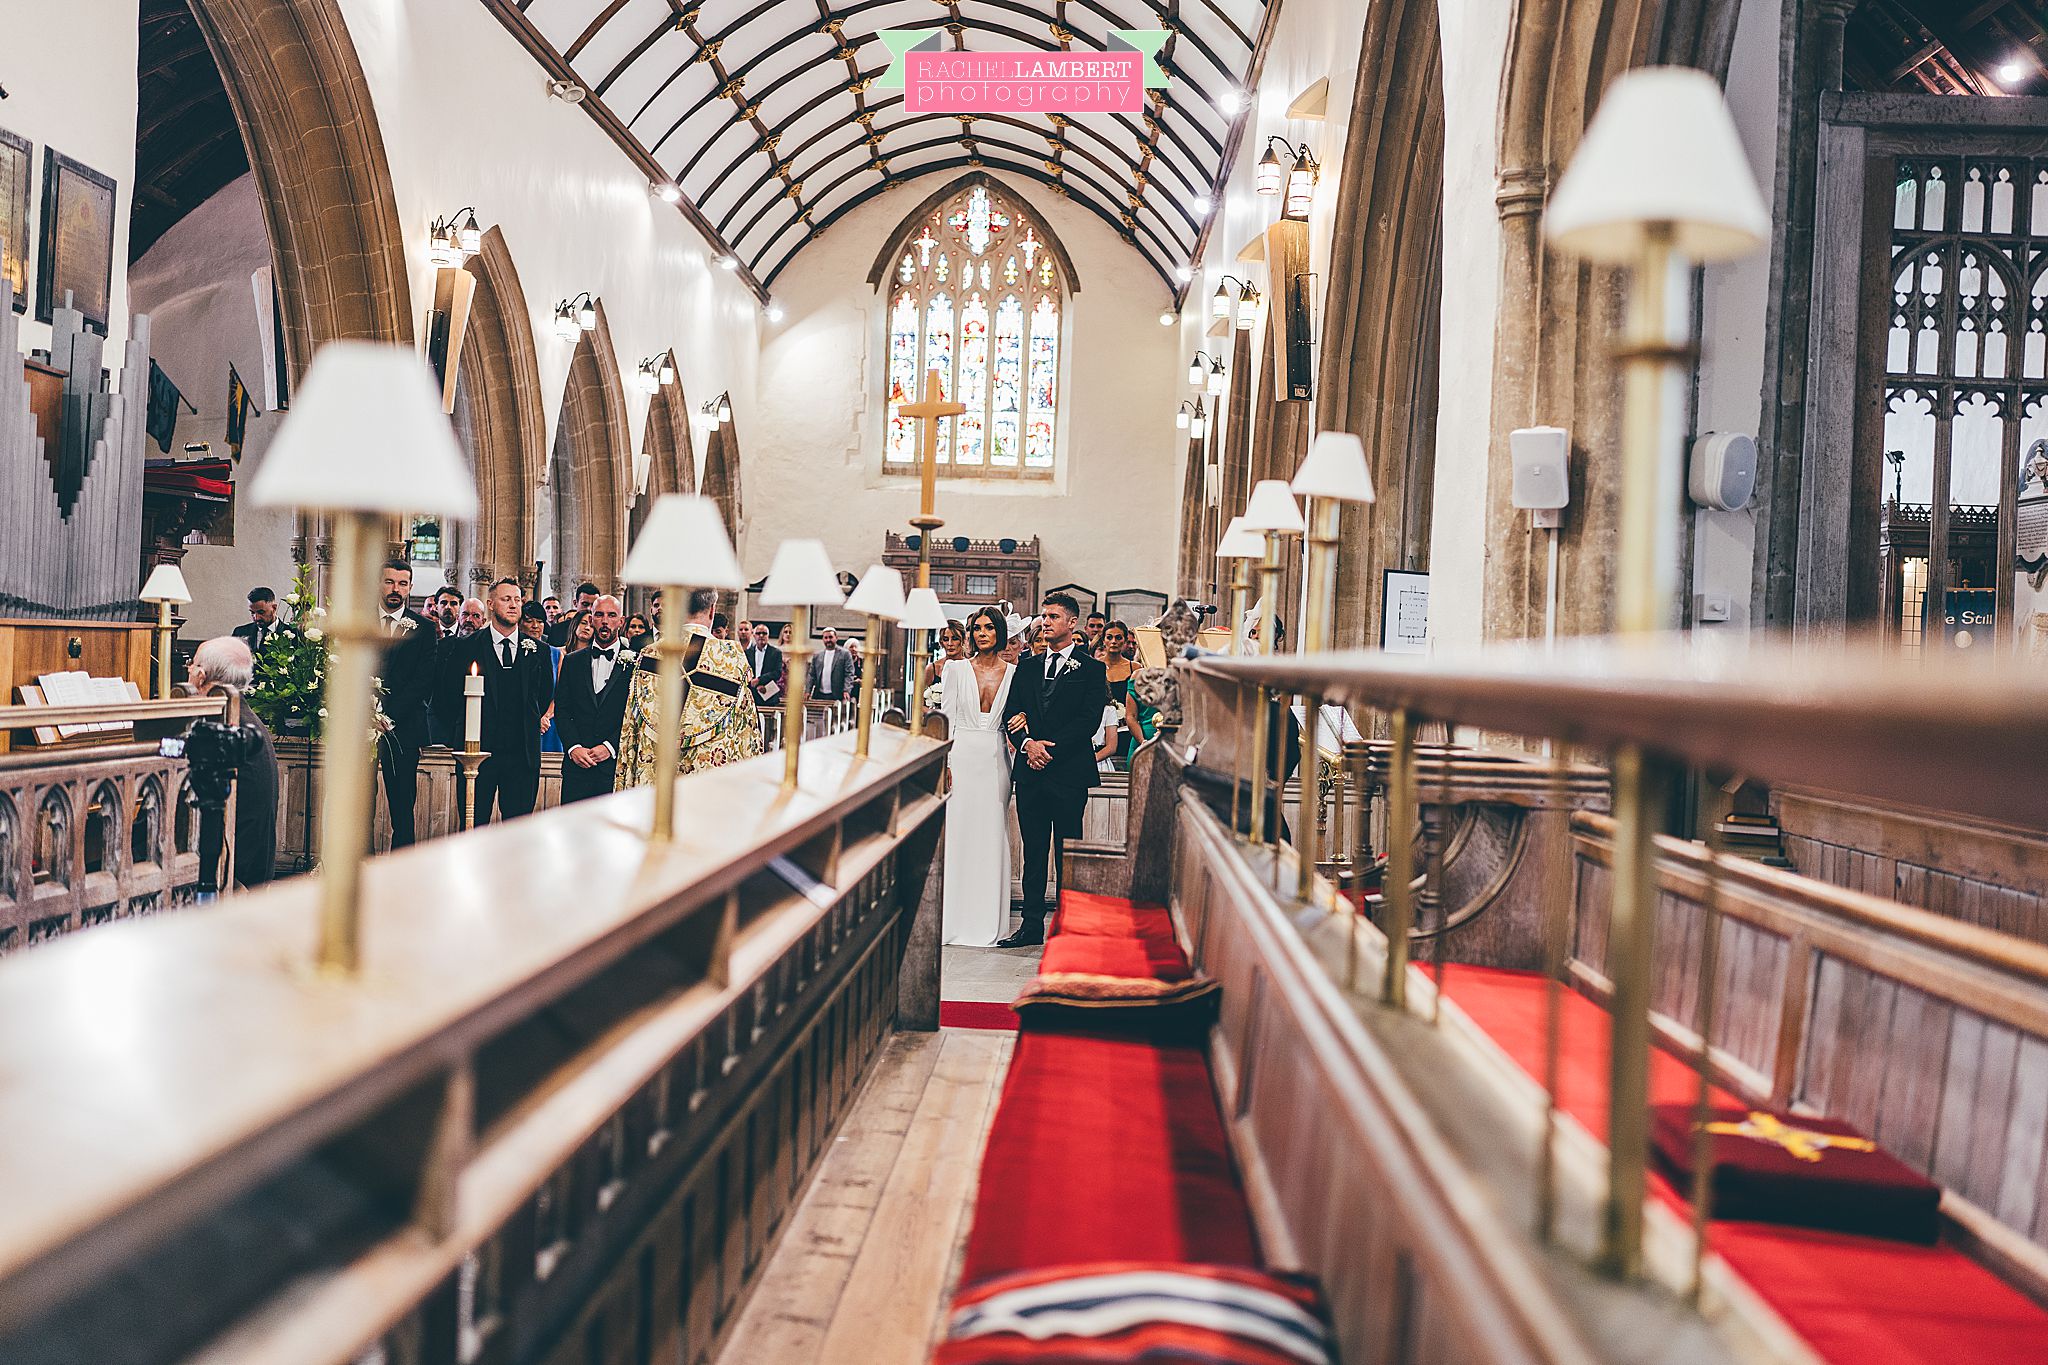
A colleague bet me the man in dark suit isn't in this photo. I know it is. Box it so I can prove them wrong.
[231,586,280,654]
[553,594,634,802]
[1000,592,1109,946]
[373,559,439,848]
[467,577,554,823]
[807,627,854,701]
[744,622,785,704]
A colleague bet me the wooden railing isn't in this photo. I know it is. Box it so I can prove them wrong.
[0,728,948,1365]
[0,696,223,948]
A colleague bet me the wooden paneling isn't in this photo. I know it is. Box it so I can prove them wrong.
[0,620,156,752]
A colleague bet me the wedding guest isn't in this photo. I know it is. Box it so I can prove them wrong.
[540,607,583,755]
[542,595,562,625]
[807,626,854,701]
[1100,620,1139,765]
[554,596,632,802]
[736,618,754,650]
[625,612,654,652]
[711,612,731,641]
[745,623,785,703]
[777,623,792,649]
[615,587,761,781]
[844,637,864,687]
[373,559,438,848]
[433,586,461,634]
[187,636,278,890]
[232,586,280,653]
[459,597,486,635]
[1083,610,1107,657]
[467,578,554,822]
[546,581,600,646]
[922,620,966,690]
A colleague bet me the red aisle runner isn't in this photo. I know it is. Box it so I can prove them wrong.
[1439,965,2048,1363]
[940,1000,1019,1031]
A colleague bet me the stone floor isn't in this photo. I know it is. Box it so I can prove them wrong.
[940,942,1041,1003]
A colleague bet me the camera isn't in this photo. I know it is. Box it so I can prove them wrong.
[164,719,265,809]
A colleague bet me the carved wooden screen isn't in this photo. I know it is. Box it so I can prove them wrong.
[880,183,1067,480]
[1882,157,2048,654]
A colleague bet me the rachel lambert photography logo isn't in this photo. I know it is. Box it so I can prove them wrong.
[879,28,1168,114]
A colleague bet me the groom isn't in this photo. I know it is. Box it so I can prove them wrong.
[1001,592,1109,947]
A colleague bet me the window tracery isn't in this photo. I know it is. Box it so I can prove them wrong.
[882,183,1066,478]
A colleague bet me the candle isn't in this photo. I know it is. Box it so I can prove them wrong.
[464,662,483,752]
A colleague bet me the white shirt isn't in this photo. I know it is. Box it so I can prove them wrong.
[1045,641,1079,678]
[488,624,519,667]
[589,642,619,693]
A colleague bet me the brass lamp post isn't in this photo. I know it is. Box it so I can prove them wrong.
[618,494,746,844]
[844,564,907,757]
[1215,516,1262,834]
[1289,432,1376,903]
[758,540,847,789]
[1238,480,1304,849]
[139,564,191,699]
[245,342,479,975]
[1545,65,1768,1279]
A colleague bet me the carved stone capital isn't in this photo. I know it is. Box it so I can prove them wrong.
[1496,165,1550,221]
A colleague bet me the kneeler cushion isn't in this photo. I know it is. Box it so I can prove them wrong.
[936,1262,1334,1365]
[1014,920,1219,1037]
[1051,892,1180,945]
[1651,1104,1942,1245]
[960,1030,1259,1285]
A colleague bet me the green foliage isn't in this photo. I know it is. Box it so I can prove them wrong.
[243,563,386,741]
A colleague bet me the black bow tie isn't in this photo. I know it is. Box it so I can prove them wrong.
[596,647,616,660]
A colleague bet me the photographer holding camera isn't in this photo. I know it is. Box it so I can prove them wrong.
[184,636,279,892]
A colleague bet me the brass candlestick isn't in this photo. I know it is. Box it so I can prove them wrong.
[153,601,177,699]
[855,611,883,757]
[1251,528,1286,847]
[1381,707,1417,1009]
[651,584,685,842]
[1297,494,1341,901]
[453,748,489,832]
[782,604,813,789]
[315,510,379,974]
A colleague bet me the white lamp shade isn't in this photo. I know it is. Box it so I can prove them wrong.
[1292,432,1376,503]
[246,342,479,518]
[900,587,950,631]
[758,539,844,607]
[1545,67,1768,265]
[845,563,907,619]
[139,563,191,604]
[619,494,744,588]
[1241,479,1306,534]
[1216,515,1262,559]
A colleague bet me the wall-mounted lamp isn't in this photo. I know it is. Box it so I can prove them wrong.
[1189,398,1209,441]
[1214,275,1261,331]
[1157,308,1177,327]
[1176,400,1196,431]
[715,255,740,272]
[553,292,597,341]
[1206,354,1227,396]
[1256,138,1321,218]
[1188,350,1215,388]
[427,207,482,268]
[635,355,675,394]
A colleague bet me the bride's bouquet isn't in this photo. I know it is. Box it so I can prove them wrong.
[922,680,945,713]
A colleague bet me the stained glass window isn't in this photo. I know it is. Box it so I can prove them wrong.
[878,181,1067,479]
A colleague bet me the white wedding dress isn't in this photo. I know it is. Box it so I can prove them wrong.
[939,657,1015,946]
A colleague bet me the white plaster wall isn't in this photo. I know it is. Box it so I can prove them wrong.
[3,0,139,355]
[126,173,294,641]
[332,0,763,548]
[1691,0,1785,632]
[751,173,1183,599]
[1426,0,1515,654]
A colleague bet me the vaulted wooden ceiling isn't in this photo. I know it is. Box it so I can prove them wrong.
[132,0,250,262]
[1846,0,2048,96]
[484,0,1271,298]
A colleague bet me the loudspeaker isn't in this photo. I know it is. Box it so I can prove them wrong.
[1689,431,1758,511]
[1510,427,1570,523]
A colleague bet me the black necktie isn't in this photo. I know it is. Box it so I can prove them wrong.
[500,638,513,668]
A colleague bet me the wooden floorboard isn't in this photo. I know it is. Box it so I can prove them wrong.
[712,1027,1013,1365]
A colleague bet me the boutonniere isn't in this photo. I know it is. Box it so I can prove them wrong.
[619,649,639,667]
[395,617,417,633]
[520,638,538,656]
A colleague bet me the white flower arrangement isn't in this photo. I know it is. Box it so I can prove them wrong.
[922,681,944,711]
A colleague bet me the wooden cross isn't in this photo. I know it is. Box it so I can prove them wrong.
[899,367,966,519]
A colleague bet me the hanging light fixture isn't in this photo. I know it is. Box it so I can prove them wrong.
[1284,148,1320,220]
[1207,355,1226,396]
[634,357,662,394]
[1235,280,1260,331]
[716,254,740,272]
[1210,281,1232,323]
[427,207,481,268]
[551,301,582,342]
[716,392,732,424]
[1255,139,1287,196]
[651,179,684,204]
[658,355,677,386]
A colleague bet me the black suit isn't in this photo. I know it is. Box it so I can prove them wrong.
[467,628,554,823]
[198,708,279,890]
[744,642,784,700]
[427,629,473,747]
[231,620,277,654]
[374,608,439,847]
[1002,645,1109,932]
[553,642,633,802]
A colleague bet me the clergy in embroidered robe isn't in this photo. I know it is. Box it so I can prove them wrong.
[614,621,763,786]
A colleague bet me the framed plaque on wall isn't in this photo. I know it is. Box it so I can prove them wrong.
[36,149,116,334]
[0,127,29,313]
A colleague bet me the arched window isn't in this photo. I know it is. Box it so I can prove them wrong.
[880,182,1069,479]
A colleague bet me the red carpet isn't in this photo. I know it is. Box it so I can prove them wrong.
[1048,890,1178,945]
[941,1000,1019,1031]
[1439,965,2048,1363]
[960,1027,1259,1284]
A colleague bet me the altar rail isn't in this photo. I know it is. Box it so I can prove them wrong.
[0,728,948,1365]
[0,697,223,948]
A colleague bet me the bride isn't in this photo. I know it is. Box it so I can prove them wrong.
[939,606,1016,946]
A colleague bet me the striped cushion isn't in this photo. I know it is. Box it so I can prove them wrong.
[936,1263,1333,1365]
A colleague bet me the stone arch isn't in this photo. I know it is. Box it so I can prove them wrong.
[1483,0,1745,641]
[451,226,547,590]
[628,353,697,551]
[700,417,743,545]
[187,0,410,363]
[1314,0,1446,649]
[547,302,631,593]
